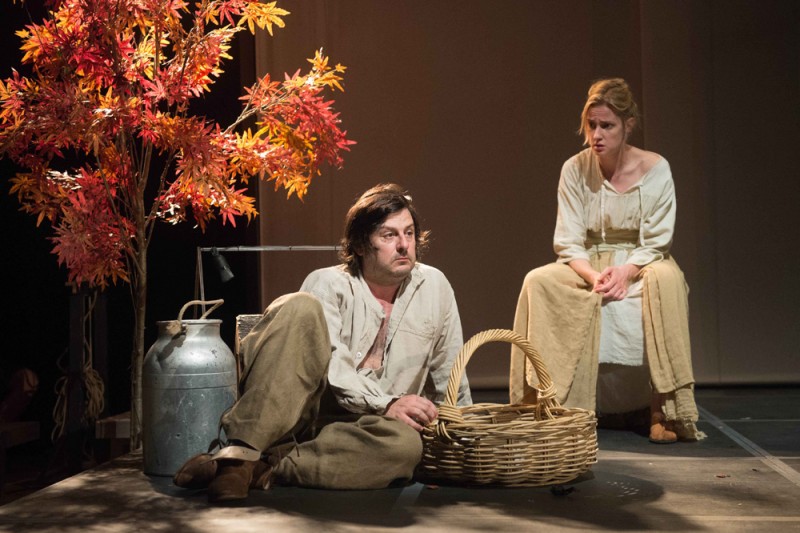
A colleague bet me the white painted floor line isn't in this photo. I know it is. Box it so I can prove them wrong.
[698,405,800,487]
[597,454,734,461]
[687,516,800,523]
[391,481,425,512]
[714,418,800,423]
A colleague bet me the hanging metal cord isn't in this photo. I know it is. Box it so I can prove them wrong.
[51,290,106,442]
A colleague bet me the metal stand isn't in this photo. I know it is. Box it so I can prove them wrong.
[194,245,340,313]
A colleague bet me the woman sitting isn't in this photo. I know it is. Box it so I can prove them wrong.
[509,78,704,443]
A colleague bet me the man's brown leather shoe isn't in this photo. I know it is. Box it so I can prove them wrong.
[207,459,256,503]
[173,453,217,489]
[175,444,276,501]
[206,457,276,503]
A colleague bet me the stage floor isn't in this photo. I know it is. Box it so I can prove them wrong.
[1,387,798,532]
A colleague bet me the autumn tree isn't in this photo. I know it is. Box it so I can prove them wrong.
[0,0,353,448]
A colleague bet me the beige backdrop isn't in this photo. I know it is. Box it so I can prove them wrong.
[249,0,800,388]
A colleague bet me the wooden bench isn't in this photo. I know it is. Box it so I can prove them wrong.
[234,314,262,382]
[0,421,40,492]
[0,422,40,449]
[94,412,131,461]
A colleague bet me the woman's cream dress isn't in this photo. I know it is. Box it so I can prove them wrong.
[510,149,704,440]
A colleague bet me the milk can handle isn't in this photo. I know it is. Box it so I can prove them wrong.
[177,299,224,322]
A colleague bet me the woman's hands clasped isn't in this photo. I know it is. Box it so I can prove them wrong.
[593,264,642,302]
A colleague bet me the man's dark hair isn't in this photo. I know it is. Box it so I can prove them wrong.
[339,183,430,276]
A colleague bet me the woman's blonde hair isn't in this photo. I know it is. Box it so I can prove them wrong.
[578,78,641,144]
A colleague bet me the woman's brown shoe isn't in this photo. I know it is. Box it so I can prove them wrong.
[649,412,678,444]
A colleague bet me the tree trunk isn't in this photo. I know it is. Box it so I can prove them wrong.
[129,245,146,450]
[129,199,148,451]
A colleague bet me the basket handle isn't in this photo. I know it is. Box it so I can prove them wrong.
[440,329,558,411]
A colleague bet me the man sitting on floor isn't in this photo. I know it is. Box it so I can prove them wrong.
[174,183,472,502]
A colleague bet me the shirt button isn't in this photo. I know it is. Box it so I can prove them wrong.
[356,352,363,359]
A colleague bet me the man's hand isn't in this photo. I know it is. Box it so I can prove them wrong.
[385,394,438,432]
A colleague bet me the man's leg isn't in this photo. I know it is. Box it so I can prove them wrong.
[222,291,331,450]
[174,291,331,501]
[273,415,422,489]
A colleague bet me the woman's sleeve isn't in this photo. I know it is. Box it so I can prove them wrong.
[627,162,676,266]
[553,158,590,263]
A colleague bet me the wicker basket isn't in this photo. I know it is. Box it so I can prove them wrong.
[418,329,598,487]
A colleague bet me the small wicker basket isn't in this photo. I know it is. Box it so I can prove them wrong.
[418,329,598,487]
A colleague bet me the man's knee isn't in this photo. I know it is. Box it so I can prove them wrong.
[357,416,422,468]
[258,292,329,337]
[267,291,323,318]
[393,422,423,467]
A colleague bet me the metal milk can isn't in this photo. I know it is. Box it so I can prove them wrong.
[142,299,238,476]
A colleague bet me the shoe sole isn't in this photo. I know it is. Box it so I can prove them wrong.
[649,438,678,444]
[208,491,249,503]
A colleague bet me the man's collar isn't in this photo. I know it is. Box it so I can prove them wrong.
[353,263,423,302]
